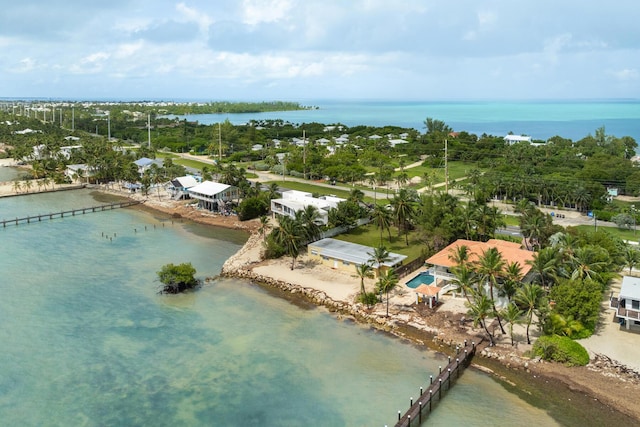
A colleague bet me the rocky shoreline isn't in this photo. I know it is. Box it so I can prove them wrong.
[220,234,640,425]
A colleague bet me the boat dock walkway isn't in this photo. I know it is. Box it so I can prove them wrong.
[392,340,478,427]
[1,200,141,227]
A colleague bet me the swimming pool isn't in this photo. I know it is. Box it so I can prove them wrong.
[405,271,435,289]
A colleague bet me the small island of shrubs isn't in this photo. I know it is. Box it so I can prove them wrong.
[157,262,200,294]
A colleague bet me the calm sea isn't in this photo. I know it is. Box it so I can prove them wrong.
[0,189,561,426]
[164,99,640,141]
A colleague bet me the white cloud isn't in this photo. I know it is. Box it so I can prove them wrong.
[610,68,639,81]
[241,0,293,25]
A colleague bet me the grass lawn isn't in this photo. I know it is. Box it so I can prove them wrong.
[573,224,640,242]
[262,180,356,200]
[334,224,425,261]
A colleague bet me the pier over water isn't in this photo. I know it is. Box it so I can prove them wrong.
[1,200,141,227]
[392,340,478,427]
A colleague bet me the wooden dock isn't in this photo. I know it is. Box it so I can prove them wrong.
[1,200,141,227]
[392,340,478,427]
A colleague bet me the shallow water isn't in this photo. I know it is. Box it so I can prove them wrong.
[0,190,560,426]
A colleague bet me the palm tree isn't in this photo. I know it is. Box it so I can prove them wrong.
[368,245,392,278]
[623,246,640,275]
[515,283,545,345]
[466,293,495,346]
[271,215,305,270]
[501,261,524,303]
[355,262,374,300]
[475,247,507,334]
[450,263,476,303]
[348,188,365,204]
[258,215,270,241]
[376,268,399,317]
[448,244,470,267]
[23,179,33,193]
[526,247,560,290]
[567,245,610,282]
[370,204,392,245]
[500,302,523,346]
[391,188,415,246]
[12,180,22,194]
[296,205,322,243]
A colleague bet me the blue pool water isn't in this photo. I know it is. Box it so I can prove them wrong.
[405,271,435,289]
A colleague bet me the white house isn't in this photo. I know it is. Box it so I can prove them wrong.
[168,175,200,200]
[270,190,345,225]
[504,135,532,145]
[59,145,82,159]
[65,164,94,182]
[187,180,238,212]
[610,276,640,330]
[134,157,163,175]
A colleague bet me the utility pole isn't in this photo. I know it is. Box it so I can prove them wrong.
[147,114,151,148]
[218,122,222,163]
[444,138,449,194]
[302,129,306,180]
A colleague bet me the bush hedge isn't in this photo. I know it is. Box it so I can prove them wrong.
[532,335,590,366]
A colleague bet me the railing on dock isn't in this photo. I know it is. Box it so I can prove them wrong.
[1,200,141,227]
[391,340,478,427]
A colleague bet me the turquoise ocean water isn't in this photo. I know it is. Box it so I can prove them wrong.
[164,99,640,141]
[0,190,561,426]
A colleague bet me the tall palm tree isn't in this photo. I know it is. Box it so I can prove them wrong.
[567,245,610,282]
[448,244,470,267]
[355,262,374,300]
[475,247,507,334]
[271,215,305,270]
[500,302,523,346]
[258,215,270,241]
[466,293,495,346]
[515,283,545,345]
[348,188,365,204]
[376,268,399,317]
[370,204,392,245]
[391,188,415,246]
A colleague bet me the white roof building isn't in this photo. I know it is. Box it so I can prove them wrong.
[187,180,239,211]
[504,135,533,145]
[610,276,640,331]
[270,190,345,225]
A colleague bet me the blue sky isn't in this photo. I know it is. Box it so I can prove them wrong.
[1,0,639,101]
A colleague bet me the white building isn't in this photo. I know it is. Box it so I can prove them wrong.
[610,276,640,330]
[187,181,238,212]
[168,175,200,199]
[270,190,345,225]
[504,135,532,145]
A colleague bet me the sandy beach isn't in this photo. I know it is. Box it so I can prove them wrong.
[2,162,640,422]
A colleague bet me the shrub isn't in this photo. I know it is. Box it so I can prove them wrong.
[237,196,269,221]
[532,335,590,366]
[157,262,200,294]
[264,234,286,259]
[357,291,379,307]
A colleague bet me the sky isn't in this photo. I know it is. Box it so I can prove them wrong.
[1,0,639,101]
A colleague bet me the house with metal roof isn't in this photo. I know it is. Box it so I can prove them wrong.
[610,276,640,330]
[307,238,407,277]
[168,175,200,200]
[187,180,238,212]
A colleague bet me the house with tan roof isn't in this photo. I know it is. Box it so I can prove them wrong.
[425,239,535,287]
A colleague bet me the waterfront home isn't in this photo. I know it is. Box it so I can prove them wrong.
[610,276,640,330]
[187,180,238,212]
[270,190,344,226]
[167,175,199,200]
[134,157,163,174]
[64,164,94,182]
[425,239,535,290]
[307,238,406,277]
